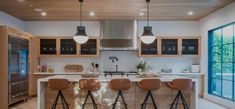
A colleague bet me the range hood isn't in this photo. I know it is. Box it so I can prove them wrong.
[100,20,138,51]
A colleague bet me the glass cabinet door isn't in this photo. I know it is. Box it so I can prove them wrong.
[60,39,77,55]
[161,39,178,55]
[80,39,97,55]
[40,39,57,55]
[182,39,199,55]
[141,39,158,55]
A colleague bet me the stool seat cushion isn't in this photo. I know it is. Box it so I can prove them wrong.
[138,79,161,91]
[168,78,192,91]
[79,79,101,91]
[48,79,70,91]
[109,79,132,91]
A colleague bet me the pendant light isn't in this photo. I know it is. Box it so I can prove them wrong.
[73,0,89,44]
[140,0,156,44]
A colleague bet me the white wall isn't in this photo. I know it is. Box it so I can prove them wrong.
[0,11,24,30]
[199,2,235,109]
[24,21,100,36]
[25,21,200,73]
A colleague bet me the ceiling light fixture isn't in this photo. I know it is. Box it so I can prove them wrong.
[34,8,42,12]
[140,0,155,44]
[139,12,144,16]
[18,0,25,2]
[73,0,89,44]
[89,12,95,16]
[41,12,47,16]
[188,11,194,16]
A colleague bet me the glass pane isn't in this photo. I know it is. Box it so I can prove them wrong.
[211,79,222,96]
[222,80,233,99]
[211,63,222,79]
[213,29,222,46]
[212,46,222,63]
[222,63,233,81]
[223,25,233,44]
[222,44,233,62]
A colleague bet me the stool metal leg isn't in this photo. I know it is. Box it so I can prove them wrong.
[179,91,189,109]
[149,91,158,109]
[141,90,158,109]
[170,91,180,109]
[51,91,60,109]
[60,91,70,109]
[120,91,128,109]
[112,90,128,109]
[82,90,98,109]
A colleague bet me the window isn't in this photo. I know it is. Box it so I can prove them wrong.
[208,23,235,101]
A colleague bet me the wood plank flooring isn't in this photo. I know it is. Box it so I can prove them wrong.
[9,97,228,109]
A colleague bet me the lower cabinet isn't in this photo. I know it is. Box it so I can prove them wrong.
[182,75,204,97]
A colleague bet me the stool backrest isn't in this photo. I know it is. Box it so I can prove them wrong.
[109,79,132,91]
[79,79,101,91]
[139,79,161,90]
[171,79,192,90]
[48,79,70,90]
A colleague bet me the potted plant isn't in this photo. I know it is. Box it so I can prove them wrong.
[137,61,147,75]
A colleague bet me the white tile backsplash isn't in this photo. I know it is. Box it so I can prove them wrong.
[40,51,199,73]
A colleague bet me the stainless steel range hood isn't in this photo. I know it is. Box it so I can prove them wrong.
[100,20,138,51]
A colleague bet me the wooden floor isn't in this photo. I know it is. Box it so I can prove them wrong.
[9,98,227,109]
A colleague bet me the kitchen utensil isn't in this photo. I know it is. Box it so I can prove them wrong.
[91,63,95,68]
[95,64,99,68]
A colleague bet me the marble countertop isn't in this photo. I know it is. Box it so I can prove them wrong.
[38,75,197,82]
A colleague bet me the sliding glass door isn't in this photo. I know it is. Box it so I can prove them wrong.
[208,23,235,101]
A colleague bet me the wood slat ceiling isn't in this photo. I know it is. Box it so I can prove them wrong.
[0,0,234,21]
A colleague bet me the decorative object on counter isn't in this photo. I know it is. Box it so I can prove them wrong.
[137,61,147,73]
[73,0,89,44]
[38,65,55,73]
[64,65,83,72]
[191,64,200,73]
[81,73,100,78]
[140,0,156,44]
[161,69,172,73]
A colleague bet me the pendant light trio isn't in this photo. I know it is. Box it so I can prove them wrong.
[73,0,156,44]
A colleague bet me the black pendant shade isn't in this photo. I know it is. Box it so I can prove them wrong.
[74,26,87,36]
[142,26,154,36]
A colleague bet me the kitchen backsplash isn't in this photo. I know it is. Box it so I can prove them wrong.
[40,51,200,73]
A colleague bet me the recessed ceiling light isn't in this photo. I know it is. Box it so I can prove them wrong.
[89,12,95,16]
[188,11,194,16]
[18,0,25,2]
[139,12,144,16]
[29,4,33,7]
[41,12,47,16]
[34,8,42,12]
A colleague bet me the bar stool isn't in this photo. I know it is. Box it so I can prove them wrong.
[48,79,71,109]
[79,79,101,109]
[168,79,192,109]
[138,79,161,109]
[109,79,132,109]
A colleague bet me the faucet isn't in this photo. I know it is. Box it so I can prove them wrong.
[109,56,119,73]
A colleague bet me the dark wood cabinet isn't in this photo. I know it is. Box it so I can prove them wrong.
[140,39,158,56]
[60,39,77,55]
[181,38,200,55]
[161,39,178,55]
[40,39,57,55]
[79,39,99,56]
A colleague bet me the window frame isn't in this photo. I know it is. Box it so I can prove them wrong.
[208,22,235,101]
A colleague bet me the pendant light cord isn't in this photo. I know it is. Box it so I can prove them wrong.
[79,0,83,26]
[147,0,149,27]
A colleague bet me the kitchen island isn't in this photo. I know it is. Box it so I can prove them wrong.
[38,75,198,109]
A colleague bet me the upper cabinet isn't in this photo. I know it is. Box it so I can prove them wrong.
[40,39,58,55]
[39,37,99,57]
[139,36,200,57]
[181,37,200,56]
[139,39,158,56]
[161,38,179,56]
[79,38,99,56]
[60,39,77,55]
